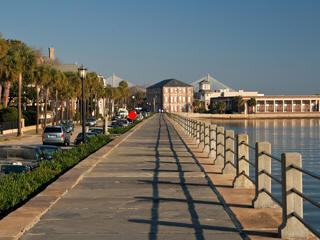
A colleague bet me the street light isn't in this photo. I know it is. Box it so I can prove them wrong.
[78,65,87,143]
[132,95,135,109]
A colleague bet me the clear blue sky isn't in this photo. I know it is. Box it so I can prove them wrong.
[0,0,319,94]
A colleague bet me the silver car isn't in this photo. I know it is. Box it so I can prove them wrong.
[42,125,71,146]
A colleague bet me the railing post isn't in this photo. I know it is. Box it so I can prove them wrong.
[203,123,210,153]
[199,122,205,150]
[222,129,236,175]
[279,153,309,239]
[192,120,197,141]
[252,142,276,208]
[233,134,254,189]
[208,124,217,160]
[214,126,225,165]
[196,121,200,145]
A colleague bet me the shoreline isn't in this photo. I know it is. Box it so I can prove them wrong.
[179,112,320,120]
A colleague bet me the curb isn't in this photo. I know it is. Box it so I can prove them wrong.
[0,114,156,240]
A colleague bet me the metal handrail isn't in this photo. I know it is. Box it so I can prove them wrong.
[240,141,256,150]
[290,188,320,209]
[290,164,320,181]
[260,169,282,184]
[260,151,282,163]
[291,212,320,239]
[260,188,283,207]
[239,156,255,167]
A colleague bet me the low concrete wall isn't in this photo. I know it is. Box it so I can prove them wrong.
[179,112,320,119]
[2,125,43,136]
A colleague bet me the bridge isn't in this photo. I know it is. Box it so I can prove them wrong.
[0,114,316,239]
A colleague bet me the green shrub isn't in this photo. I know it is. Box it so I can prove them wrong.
[0,134,111,216]
[23,110,37,126]
[0,107,18,122]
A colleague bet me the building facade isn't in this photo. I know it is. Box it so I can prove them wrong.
[210,95,320,114]
[195,75,262,110]
[146,79,194,112]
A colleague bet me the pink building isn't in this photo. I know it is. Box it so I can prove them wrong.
[146,79,194,112]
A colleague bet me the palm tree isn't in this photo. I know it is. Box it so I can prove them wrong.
[0,33,8,106]
[232,95,244,113]
[0,40,35,136]
[247,97,256,114]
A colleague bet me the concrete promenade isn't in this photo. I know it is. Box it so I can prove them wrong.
[18,114,243,240]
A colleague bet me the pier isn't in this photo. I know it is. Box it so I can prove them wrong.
[0,114,318,239]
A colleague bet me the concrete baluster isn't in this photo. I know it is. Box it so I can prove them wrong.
[252,142,277,208]
[222,129,236,175]
[233,134,254,189]
[198,122,205,150]
[279,153,310,239]
[214,126,225,165]
[208,124,217,160]
[196,121,201,145]
[203,123,210,153]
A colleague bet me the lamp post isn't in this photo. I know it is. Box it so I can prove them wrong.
[78,65,87,143]
[132,95,135,109]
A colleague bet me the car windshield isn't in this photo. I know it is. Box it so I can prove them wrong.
[0,148,37,161]
[44,127,62,133]
[41,148,58,157]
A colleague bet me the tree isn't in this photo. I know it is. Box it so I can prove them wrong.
[247,97,256,114]
[0,40,35,136]
[232,95,244,113]
[212,101,226,114]
[0,33,8,106]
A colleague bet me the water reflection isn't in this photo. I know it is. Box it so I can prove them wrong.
[197,118,320,232]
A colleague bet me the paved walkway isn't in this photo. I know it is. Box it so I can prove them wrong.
[20,114,242,240]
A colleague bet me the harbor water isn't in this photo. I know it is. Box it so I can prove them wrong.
[199,118,320,232]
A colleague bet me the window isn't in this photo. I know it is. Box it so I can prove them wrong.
[170,96,173,103]
[165,96,168,103]
[183,97,185,102]
[174,96,177,102]
[284,103,287,112]
[171,105,174,111]
[175,105,177,111]
[165,88,168,93]
[265,103,269,112]
[188,96,191,103]
[256,104,260,112]
[183,88,185,93]
[302,103,305,112]
[293,103,296,112]
[171,88,174,93]
[179,96,182,102]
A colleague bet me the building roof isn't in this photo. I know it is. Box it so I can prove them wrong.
[200,79,210,84]
[56,64,78,73]
[147,79,192,89]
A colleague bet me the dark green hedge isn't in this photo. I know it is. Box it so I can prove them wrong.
[0,134,111,216]
[0,107,18,122]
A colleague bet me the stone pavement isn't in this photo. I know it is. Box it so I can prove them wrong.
[20,114,243,240]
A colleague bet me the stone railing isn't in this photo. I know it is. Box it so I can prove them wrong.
[168,113,320,239]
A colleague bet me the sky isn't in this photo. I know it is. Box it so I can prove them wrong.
[0,0,319,94]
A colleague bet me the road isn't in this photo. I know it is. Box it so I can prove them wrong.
[0,125,83,148]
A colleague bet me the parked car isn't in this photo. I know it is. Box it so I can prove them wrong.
[74,132,97,145]
[89,127,104,135]
[0,164,31,175]
[34,145,61,161]
[60,121,73,134]
[117,119,129,127]
[42,125,71,146]
[0,145,45,162]
[85,119,96,127]
[0,147,43,174]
